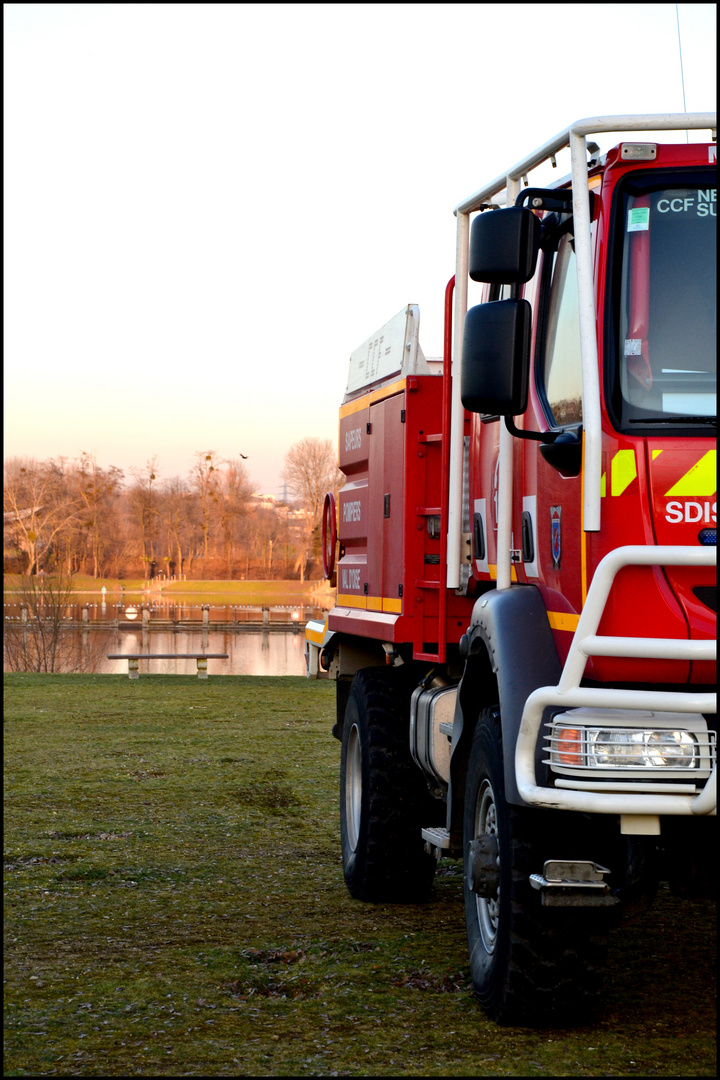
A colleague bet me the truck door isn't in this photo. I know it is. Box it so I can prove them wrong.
[367,392,405,611]
[527,229,584,636]
[592,167,717,684]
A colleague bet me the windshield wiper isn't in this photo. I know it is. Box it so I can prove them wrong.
[629,415,716,425]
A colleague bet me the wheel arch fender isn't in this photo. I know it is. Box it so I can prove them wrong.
[456,584,561,808]
[324,635,393,741]
[447,647,498,850]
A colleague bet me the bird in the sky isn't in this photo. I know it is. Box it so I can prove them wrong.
[239,453,248,459]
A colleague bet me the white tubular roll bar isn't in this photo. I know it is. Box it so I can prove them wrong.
[515,545,717,817]
[495,175,522,592]
[446,112,717,590]
[446,213,469,588]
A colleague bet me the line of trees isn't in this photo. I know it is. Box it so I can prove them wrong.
[4,439,343,581]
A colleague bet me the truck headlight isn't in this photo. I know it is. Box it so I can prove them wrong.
[551,726,699,769]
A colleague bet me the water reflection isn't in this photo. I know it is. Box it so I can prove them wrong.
[2,596,330,669]
[107,630,308,676]
[3,594,330,675]
[3,627,309,677]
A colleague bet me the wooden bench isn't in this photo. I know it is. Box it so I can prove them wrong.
[107,653,229,679]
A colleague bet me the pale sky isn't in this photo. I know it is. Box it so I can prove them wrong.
[4,3,717,495]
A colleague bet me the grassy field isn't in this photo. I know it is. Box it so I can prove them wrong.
[4,575,148,596]
[3,576,332,607]
[159,580,330,600]
[3,674,716,1077]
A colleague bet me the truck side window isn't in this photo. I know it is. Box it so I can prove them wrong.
[539,233,583,427]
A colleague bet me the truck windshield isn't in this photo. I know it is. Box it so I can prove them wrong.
[611,170,716,430]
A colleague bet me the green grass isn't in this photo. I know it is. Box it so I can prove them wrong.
[4,576,331,606]
[4,674,716,1076]
[159,579,332,605]
[4,575,148,598]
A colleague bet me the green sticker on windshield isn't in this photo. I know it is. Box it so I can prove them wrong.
[627,207,650,232]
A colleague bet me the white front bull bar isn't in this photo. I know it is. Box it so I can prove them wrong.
[516,545,717,817]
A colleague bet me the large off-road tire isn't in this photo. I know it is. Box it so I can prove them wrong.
[463,706,610,1026]
[340,666,437,902]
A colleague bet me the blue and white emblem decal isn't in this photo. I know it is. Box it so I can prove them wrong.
[550,505,562,569]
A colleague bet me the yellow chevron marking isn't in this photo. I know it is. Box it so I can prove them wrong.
[664,450,717,497]
[600,471,606,497]
[611,449,637,496]
[652,449,663,460]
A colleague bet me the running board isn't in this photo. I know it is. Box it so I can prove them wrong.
[422,826,452,857]
[529,860,619,907]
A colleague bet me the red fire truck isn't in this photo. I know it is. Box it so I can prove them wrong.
[306,114,716,1024]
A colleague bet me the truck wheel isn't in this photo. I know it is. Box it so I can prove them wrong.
[463,706,609,1025]
[340,667,437,902]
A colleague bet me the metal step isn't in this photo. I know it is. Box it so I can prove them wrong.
[421,826,451,855]
[529,860,619,907]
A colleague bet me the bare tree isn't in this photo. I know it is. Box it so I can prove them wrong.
[191,451,222,566]
[4,445,345,582]
[158,476,192,578]
[128,458,160,577]
[3,568,100,672]
[256,504,279,576]
[74,452,124,578]
[237,500,282,579]
[282,437,343,580]
[3,457,81,575]
[214,458,253,576]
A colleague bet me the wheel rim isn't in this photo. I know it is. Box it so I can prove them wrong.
[345,722,362,851]
[474,779,500,953]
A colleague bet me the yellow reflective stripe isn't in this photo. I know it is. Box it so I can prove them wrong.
[305,620,327,645]
[611,449,637,496]
[664,450,717,497]
[342,594,401,613]
[487,564,519,582]
[652,449,663,460]
[382,597,402,613]
[600,471,606,497]
[339,377,408,418]
[547,611,580,632]
[336,593,366,609]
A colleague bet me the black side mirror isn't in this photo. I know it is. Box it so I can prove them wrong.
[539,429,582,477]
[469,207,541,284]
[461,299,531,416]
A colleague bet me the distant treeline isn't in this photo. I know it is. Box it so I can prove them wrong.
[4,439,343,581]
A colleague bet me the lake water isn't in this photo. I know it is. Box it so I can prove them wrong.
[108,628,310,676]
[3,627,311,676]
[3,599,326,676]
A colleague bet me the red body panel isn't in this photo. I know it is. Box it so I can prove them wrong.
[332,376,474,650]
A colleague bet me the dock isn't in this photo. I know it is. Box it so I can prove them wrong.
[38,619,304,632]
